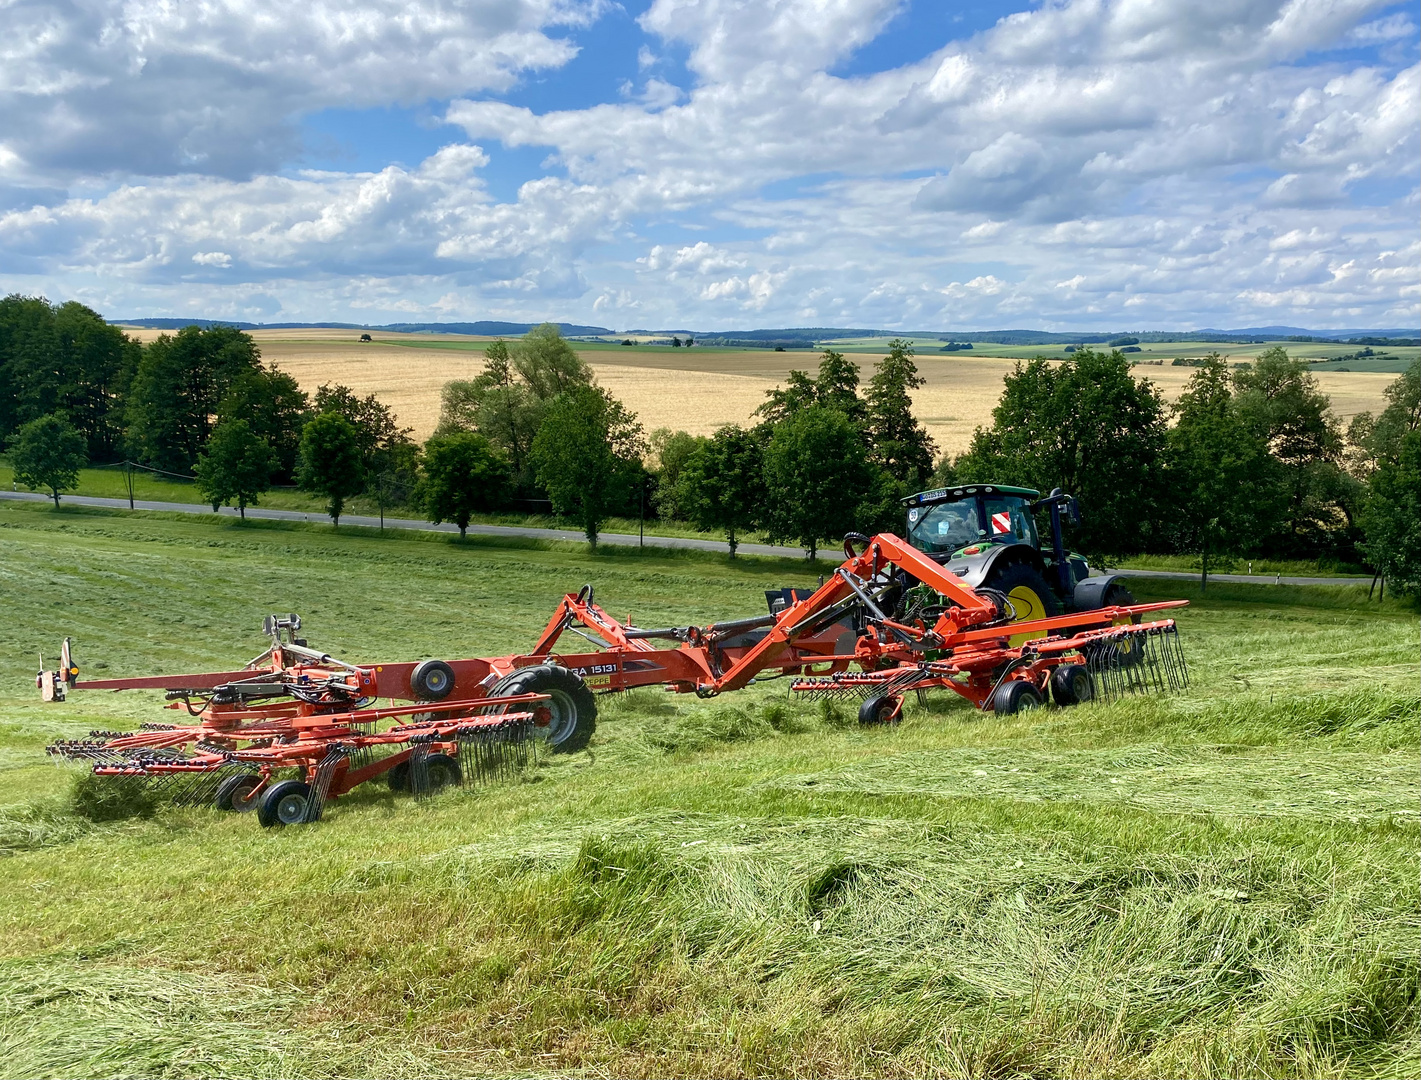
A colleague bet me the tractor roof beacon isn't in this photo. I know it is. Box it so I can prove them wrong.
[902,484,1136,619]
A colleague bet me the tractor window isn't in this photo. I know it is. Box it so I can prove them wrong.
[908,501,981,553]
[982,496,1039,546]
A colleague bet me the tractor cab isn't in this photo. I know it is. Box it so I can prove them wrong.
[902,484,1134,617]
[906,486,1041,555]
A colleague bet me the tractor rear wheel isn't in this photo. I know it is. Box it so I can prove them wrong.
[983,562,1060,646]
[1103,583,1136,608]
[489,665,597,753]
[992,680,1044,715]
[257,780,312,827]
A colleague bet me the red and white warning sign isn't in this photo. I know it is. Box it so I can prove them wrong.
[991,511,1012,535]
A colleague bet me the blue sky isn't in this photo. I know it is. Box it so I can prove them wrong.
[1,0,1417,330]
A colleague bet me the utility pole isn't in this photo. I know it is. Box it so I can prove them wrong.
[125,460,135,510]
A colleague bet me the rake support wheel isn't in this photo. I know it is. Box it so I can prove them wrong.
[1050,664,1093,706]
[214,773,261,813]
[489,665,596,753]
[858,695,901,725]
[992,680,1044,715]
[257,780,312,827]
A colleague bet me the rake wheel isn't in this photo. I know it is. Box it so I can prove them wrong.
[257,780,312,828]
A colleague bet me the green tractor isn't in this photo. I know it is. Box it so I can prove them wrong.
[902,484,1136,630]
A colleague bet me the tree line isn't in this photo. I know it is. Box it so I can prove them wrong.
[3,293,1417,595]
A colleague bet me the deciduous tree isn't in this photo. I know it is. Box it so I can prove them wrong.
[530,384,645,546]
[10,413,87,507]
[1166,356,1281,591]
[418,432,511,539]
[297,412,365,527]
[1361,428,1421,596]
[217,365,310,482]
[761,406,873,560]
[676,424,765,556]
[125,325,262,472]
[955,348,1168,560]
[194,419,274,518]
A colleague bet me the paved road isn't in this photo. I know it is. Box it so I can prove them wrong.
[0,489,1373,587]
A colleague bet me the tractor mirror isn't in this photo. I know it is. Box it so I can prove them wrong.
[1068,497,1081,525]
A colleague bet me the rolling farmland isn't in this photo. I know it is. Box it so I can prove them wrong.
[120,326,1408,453]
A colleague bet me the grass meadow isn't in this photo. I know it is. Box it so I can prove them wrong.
[0,501,1416,1078]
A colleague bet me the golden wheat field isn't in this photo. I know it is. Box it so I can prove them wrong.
[121,326,1399,456]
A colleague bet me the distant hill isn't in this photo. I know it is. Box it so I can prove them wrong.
[113,318,614,336]
[113,318,1418,345]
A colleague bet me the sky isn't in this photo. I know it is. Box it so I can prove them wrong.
[1,0,1417,331]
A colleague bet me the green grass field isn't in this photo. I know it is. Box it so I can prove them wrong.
[0,503,1416,1078]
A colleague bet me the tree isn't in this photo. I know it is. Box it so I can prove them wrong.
[418,432,512,539]
[676,424,765,556]
[649,428,708,520]
[297,413,365,526]
[865,339,935,488]
[194,419,274,518]
[367,439,421,529]
[1347,359,1421,480]
[1361,429,1421,596]
[313,382,419,514]
[955,348,1169,561]
[125,325,263,472]
[1232,347,1350,557]
[437,331,592,492]
[511,323,593,400]
[755,349,866,427]
[530,384,645,546]
[217,365,310,482]
[10,413,87,507]
[0,295,138,457]
[761,406,873,560]
[1166,356,1281,591]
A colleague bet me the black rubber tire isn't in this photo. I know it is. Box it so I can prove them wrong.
[257,780,312,828]
[424,752,461,790]
[386,759,411,792]
[992,680,1044,715]
[1103,583,1137,608]
[410,659,456,701]
[983,562,1062,623]
[858,695,900,725]
[1050,664,1093,706]
[489,665,597,753]
[214,773,261,813]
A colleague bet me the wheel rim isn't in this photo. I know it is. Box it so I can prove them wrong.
[231,779,261,812]
[275,793,307,825]
[1017,688,1042,711]
[537,688,579,746]
[1007,585,1047,647]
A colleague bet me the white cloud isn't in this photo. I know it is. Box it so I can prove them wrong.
[0,0,600,181]
[1,0,1416,329]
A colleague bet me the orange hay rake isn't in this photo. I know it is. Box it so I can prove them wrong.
[44,533,1187,826]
